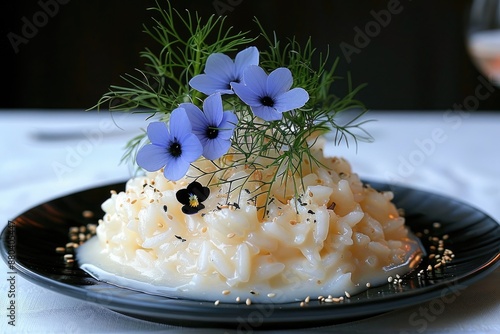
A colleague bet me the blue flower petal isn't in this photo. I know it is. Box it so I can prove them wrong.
[178,134,203,162]
[189,48,259,96]
[217,111,238,140]
[234,47,259,80]
[231,82,262,107]
[146,122,170,145]
[189,74,233,95]
[169,108,192,140]
[203,137,231,160]
[274,88,310,112]
[267,68,293,97]
[204,53,235,81]
[180,103,206,134]
[239,65,268,97]
[163,155,191,181]
[203,93,224,127]
[136,144,169,171]
[251,105,283,121]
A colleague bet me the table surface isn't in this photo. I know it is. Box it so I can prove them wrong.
[0,110,499,334]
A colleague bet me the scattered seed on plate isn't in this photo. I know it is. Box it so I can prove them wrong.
[82,210,94,218]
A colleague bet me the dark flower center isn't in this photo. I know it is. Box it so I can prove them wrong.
[168,139,182,157]
[206,126,219,139]
[227,78,239,90]
[260,96,274,107]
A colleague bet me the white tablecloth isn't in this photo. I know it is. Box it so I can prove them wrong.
[0,110,499,333]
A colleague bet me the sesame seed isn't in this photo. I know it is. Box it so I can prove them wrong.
[82,210,94,218]
[235,297,241,302]
[214,300,220,306]
[304,296,310,303]
[324,298,333,303]
[222,290,230,295]
[433,222,441,229]
[300,302,305,307]
[366,282,371,288]
[246,298,252,305]
[344,291,351,298]
[387,276,393,283]
[267,293,276,298]
[55,247,65,254]
[227,233,235,239]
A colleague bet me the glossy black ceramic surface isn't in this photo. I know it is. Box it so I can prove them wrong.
[1,181,499,329]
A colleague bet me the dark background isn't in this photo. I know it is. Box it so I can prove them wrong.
[1,0,499,111]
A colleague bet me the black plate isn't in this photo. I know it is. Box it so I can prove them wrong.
[1,181,499,330]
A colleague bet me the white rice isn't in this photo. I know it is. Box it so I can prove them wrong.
[78,143,422,302]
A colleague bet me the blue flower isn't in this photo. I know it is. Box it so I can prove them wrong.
[231,65,309,121]
[189,46,259,95]
[136,108,203,181]
[181,93,238,160]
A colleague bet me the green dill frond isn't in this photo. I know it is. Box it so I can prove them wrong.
[92,1,373,218]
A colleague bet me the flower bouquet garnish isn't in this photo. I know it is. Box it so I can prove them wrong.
[94,0,372,219]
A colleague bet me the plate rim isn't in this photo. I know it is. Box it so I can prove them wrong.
[1,180,499,328]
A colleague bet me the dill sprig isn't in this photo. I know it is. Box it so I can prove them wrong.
[94,0,255,114]
[93,1,373,218]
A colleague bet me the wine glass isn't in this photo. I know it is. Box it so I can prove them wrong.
[467,0,500,85]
